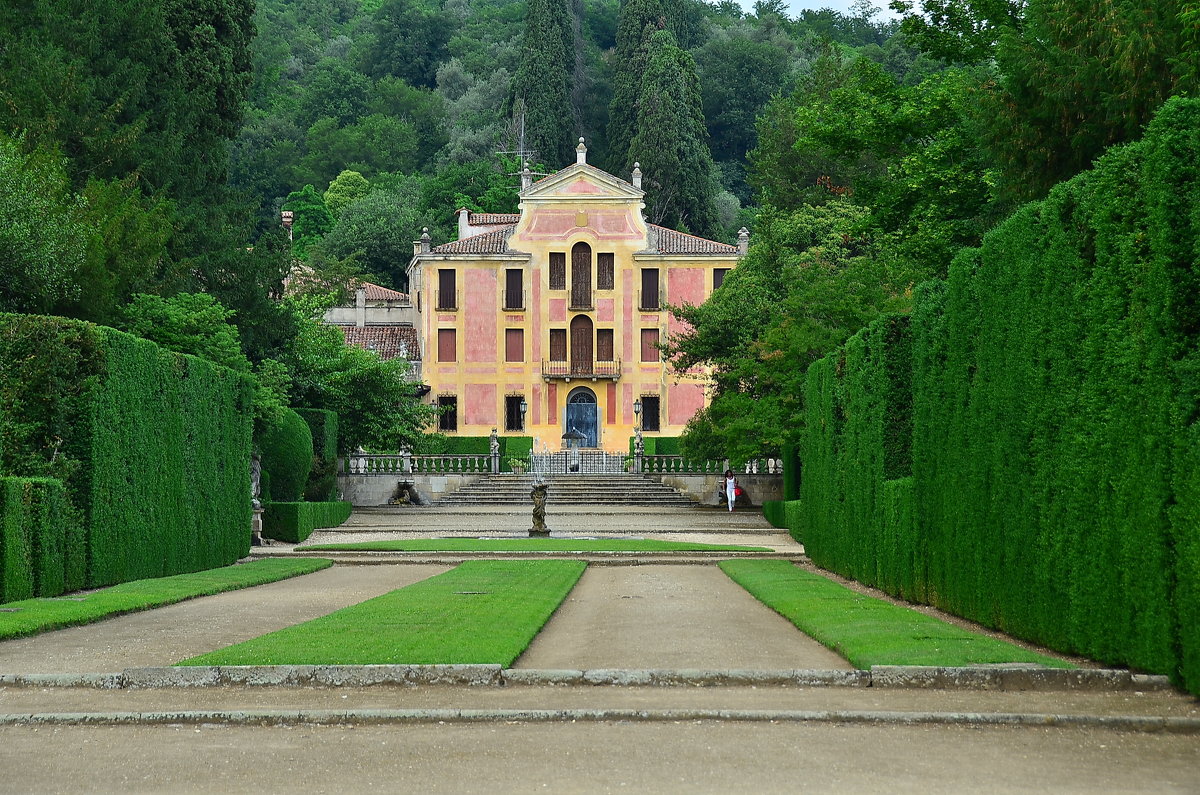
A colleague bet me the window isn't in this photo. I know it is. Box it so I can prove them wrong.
[437,328,456,362]
[640,328,660,362]
[597,252,615,290]
[549,252,566,290]
[437,269,457,310]
[640,268,660,310]
[437,395,458,432]
[713,268,731,290]
[505,395,525,431]
[570,241,592,309]
[505,328,524,362]
[641,395,661,432]
[596,328,614,361]
[504,269,524,310]
[549,328,567,361]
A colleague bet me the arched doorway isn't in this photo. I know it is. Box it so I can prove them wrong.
[569,314,593,375]
[565,386,599,448]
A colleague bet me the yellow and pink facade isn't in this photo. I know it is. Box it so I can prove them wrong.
[407,142,745,453]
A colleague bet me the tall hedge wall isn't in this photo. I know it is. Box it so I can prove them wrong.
[0,315,253,589]
[259,408,313,503]
[799,97,1200,694]
[0,477,73,601]
[296,409,338,502]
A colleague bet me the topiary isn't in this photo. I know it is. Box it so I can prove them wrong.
[257,408,313,503]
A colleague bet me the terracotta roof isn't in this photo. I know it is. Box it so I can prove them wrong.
[352,280,409,301]
[339,326,420,361]
[433,225,515,254]
[469,212,520,226]
[647,225,738,255]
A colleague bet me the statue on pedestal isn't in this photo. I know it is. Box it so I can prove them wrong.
[529,479,550,536]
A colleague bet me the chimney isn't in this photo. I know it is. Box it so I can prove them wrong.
[737,227,750,256]
[632,162,642,190]
[416,227,431,254]
[457,208,471,239]
[355,286,366,328]
[280,210,294,241]
[521,161,532,191]
[576,137,587,166]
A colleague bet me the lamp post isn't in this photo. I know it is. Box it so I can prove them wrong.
[519,397,527,431]
[633,398,644,473]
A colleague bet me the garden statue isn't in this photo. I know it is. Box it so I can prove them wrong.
[490,428,500,457]
[529,477,550,536]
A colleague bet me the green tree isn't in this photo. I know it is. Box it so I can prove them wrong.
[605,0,663,173]
[0,135,85,313]
[319,177,426,292]
[323,170,371,219]
[508,0,577,167]
[282,184,335,257]
[628,30,718,236]
[361,0,452,88]
[283,309,436,453]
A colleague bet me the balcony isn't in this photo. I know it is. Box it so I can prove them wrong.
[569,288,594,311]
[637,288,664,311]
[435,289,459,312]
[503,288,526,311]
[541,358,622,381]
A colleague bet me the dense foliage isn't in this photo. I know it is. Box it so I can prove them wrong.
[798,97,1200,694]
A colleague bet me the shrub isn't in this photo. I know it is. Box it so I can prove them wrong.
[762,500,786,528]
[296,408,339,501]
[262,500,352,543]
[258,407,313,503]
[0,315,252,588]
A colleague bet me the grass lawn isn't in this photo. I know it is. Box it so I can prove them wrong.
[179,559,586,667]
[301,538,770,553]
[0,558,332,642]
[720,560,1073,669]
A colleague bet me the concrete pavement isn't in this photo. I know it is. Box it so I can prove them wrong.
[1,503,1197,793]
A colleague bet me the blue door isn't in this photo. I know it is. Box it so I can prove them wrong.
[566,389,599,447]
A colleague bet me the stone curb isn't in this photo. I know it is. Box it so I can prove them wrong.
[0,708,1196,734]
[0,666,1172,692]
[249,551,802,566]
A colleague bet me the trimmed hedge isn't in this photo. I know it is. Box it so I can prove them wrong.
[263,500,352,543]
[799,97,1200,694]
[258,407,313,503]
[626,436,682,456]
[0,315,252,589]
[0,478,73,601]
[442,436,491,455]
[781,442,800,500]
[296,408,338,501]
[762,500,785,528]
[501,436,533,469]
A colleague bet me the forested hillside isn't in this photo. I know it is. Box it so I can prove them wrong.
[3,0,1196,460]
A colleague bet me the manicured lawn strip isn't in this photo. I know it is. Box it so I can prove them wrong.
[719,560,1073,669]
[0,558,333,641]
[301,538,769,553]
[179,560,587,666]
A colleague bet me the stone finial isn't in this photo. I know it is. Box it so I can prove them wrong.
[521,160,532,191]
[576,137,587,165]
[632,162,642,190]
[420,227,432,254]
[737,227,750,256]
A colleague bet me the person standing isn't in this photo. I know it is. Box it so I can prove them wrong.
[723,469,738,512]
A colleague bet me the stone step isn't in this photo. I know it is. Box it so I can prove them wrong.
[436,473,699,506]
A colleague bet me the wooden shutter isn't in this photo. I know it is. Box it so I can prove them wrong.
[571,242,592,308]
[549,253,566,289]
[437,329,456,362]
[640,328,660,362]
[505,269,523,309]
[596,328,614,361]
[597,253,614,290]
[549,329,567,361]
[570,315,593,374]
[437,269,456,310]
[640,268,659,310]
[505,328,524,362]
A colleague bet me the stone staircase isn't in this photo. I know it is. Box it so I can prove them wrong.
[436,473,699,507]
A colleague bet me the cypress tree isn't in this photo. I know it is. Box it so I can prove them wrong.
[628,30,718,237]
[509,0,577,168]
[605,0,664,174]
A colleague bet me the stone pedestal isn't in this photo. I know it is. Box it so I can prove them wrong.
[251,507,264,546]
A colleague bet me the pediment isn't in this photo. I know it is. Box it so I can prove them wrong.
[522,163,644,202]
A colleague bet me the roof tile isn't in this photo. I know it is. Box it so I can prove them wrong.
[433,226,515,254]
[339,326,420,361]
[648,225,738,255]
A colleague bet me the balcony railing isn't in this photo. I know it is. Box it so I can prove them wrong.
[541,358,622,380]
[435,289,459,311]
[638,288,664,311]
[503,288,526,311]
